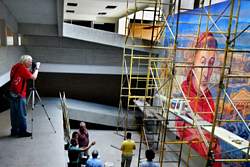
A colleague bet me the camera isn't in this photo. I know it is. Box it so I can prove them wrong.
[31,62,40,72]
[31,62,37,72]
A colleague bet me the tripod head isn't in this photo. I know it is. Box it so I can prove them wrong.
[28,80,37,109]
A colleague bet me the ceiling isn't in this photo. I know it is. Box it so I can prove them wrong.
[2,0,57,25]
[1,0,226,29]
[64,0,150,23]
[63,0,226,24]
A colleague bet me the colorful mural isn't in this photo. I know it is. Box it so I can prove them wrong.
[164,0,250,166]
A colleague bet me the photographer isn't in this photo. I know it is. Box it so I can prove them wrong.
[9,55,40,137]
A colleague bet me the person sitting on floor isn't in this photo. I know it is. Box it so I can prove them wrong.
[86,150,104,167]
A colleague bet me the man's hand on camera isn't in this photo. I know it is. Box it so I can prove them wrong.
[36,62,40,70]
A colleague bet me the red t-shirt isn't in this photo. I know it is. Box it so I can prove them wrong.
[10,63,32,97]
[78,130,89,148]
[176,71,221,167]
[181,73,214,123]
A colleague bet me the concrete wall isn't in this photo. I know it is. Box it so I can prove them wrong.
[35,73,121,106]
[22,35,123,106]
[21,35,152,106]
[63,23,125,48]
[23,35,123,67]
[0,46,25,112]
[63,23,158,54]
[0,1,18,33]
[0,46,25,85]
[19,23,58,36]
[0,1,24,112]
[0,0,23,83]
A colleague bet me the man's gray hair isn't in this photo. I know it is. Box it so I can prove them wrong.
[80,121,86,128]
[20,55,32,64]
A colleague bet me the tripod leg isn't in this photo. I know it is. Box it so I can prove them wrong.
[34,90,56,133]
[27,90,35,139]
[27,91,32,106]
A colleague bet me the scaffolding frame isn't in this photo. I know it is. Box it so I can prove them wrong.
[118,0,250,166]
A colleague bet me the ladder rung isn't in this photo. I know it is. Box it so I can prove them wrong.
[143,118,165,121]
[180,12,238,18]
[161,160,180,163]
[211,31,236,34]
[145,141,161,143]
[165,150,181,153]
[180,7,193,11]
[226,74,250,78]
[121,87,149,90]
[178,22,200,25]
[144,132,161,135]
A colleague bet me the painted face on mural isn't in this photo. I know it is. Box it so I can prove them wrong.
[193,49,216,91]
[192,34,217,92]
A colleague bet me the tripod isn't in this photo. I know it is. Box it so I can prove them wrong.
[27,80,56,139]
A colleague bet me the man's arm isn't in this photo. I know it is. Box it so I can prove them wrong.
[80,141,96,152]
[120,142,124,151]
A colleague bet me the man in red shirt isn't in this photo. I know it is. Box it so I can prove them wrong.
[78,122,90,148]
[9,55,40,137]
[176,32,221,167]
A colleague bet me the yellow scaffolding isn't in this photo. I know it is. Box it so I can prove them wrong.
[118,0,250,166]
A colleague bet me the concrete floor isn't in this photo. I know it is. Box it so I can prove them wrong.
[77,130,141,167]
[0,98,65,167]
[0,97,206,167]
[83,130,205,167]
[66,130,143,166]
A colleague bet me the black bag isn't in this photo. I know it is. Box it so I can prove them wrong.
[2,91,11,101]
[0,91,10,112]
[9,92,21,100]
[3,91,21,101]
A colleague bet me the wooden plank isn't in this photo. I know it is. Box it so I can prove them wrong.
[133,99,164,119]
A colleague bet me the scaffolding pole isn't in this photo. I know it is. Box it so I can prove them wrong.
[118,0,250,166]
